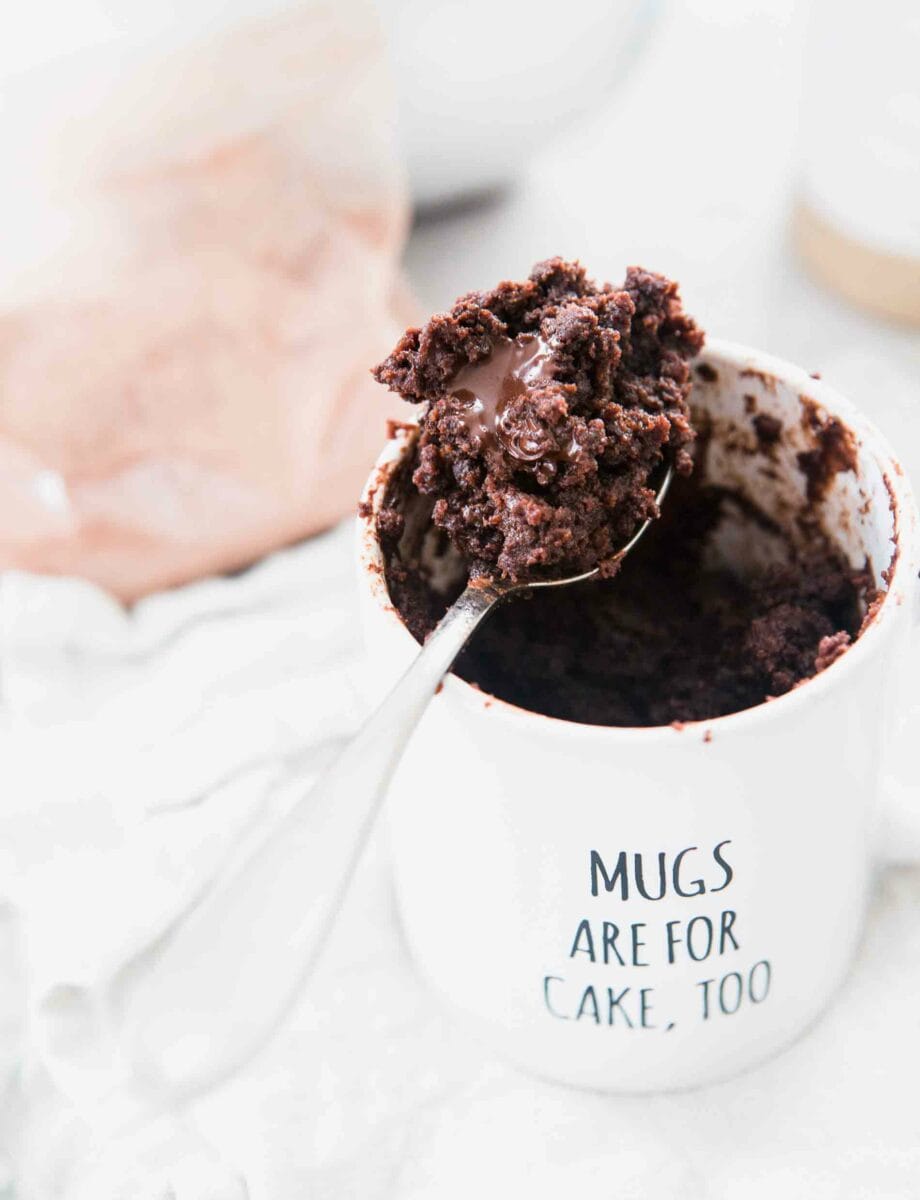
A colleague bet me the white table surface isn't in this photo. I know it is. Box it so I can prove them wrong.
[5,1,920,1196]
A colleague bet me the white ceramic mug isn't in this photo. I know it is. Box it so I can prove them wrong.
[357,340,919,1093]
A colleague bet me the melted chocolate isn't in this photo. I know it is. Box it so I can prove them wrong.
[450,334,569,463]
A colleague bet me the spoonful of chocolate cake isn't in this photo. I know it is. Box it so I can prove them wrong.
[374,257,702,583]
[365,257,703,714]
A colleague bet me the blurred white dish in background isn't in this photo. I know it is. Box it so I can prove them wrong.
[377,0,659,208]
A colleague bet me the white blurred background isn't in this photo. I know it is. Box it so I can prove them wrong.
[403,0,920,482]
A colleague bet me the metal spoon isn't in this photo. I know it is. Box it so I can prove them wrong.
[110,466,672,1099]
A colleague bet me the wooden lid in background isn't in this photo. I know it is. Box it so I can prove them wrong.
[794,201,920,329]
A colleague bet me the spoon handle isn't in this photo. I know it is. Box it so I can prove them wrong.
[116,582,501,1098]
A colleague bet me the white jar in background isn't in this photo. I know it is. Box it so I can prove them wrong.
[794,0,920,326]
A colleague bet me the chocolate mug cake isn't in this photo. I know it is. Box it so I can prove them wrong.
[371,260,872,726]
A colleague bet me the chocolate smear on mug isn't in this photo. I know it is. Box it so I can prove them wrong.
[797,396,859,502]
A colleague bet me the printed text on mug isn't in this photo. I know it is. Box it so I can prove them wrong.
[543,841,772,1029]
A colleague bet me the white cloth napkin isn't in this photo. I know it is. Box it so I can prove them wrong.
[0,520,373,1197]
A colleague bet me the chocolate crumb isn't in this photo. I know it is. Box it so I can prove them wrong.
[376,506,405,546]
[814,631,852,673]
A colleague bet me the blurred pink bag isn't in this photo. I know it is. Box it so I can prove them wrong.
[0,0,411,600]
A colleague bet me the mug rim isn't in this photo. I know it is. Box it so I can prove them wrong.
[358,338,919,743]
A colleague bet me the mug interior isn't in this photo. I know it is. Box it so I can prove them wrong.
[689,351,896,597]
[362,340,910,726]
